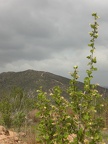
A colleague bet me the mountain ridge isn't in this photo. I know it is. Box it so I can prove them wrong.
[0,69,108,98]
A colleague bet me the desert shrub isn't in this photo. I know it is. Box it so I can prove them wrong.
[0,99,12,128]
[36,13,105,143]
[0,87,37,130]
[12,111,26,132]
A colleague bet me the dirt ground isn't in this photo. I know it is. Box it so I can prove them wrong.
[0,125,27,144]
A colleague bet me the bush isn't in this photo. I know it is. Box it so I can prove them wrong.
[0,99,12,128]
[0,87,37,130]
[12,111,26,132]
[36,13,105,143]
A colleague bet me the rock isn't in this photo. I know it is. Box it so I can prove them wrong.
[0,125,9,136]
[0,125,6,133]
[19,132,26,137]
[5,129,10,136]
[14,136,19,142]
[0,125,27,144]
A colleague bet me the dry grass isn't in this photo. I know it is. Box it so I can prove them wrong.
[21,124,40,144]
[27,109,40,123]
[102,128,108,143]
[25,133,37,144]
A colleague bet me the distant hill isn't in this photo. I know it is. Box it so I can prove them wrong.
[0,69,108,98]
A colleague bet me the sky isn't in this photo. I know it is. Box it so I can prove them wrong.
[0,0,108,87]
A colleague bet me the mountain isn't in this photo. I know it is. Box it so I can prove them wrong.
[0,69,108,98]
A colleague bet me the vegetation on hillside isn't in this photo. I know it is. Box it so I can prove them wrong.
[0,87,37,130]
[0,70,108,98]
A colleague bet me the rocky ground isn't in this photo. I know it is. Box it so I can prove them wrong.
[0,125,27,144]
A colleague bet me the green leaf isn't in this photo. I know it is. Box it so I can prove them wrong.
[92,67,97,71]
[90,49,95,54]
[86,55,91,59]
[86,70,92,76]
[92,13,97,17]
[90,24,95,29]
[92,57,97,63]
[83,114,90,120]
[88,43,94,47]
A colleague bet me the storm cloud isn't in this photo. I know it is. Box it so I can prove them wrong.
[0,0,108,87]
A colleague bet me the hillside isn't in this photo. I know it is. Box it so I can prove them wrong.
[0,69,108,98]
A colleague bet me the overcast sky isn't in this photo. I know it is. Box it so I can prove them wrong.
[0,0,108,87]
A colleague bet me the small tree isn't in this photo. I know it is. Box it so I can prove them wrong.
[68,13,104,143]
[36,13,104,144]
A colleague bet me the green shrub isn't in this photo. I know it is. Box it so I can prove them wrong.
[0,87,37,130]
[36,13,105,144]
[12,111,26,132]
[0,99,12,128]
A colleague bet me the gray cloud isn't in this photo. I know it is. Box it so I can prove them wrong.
[0,0,108,87]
